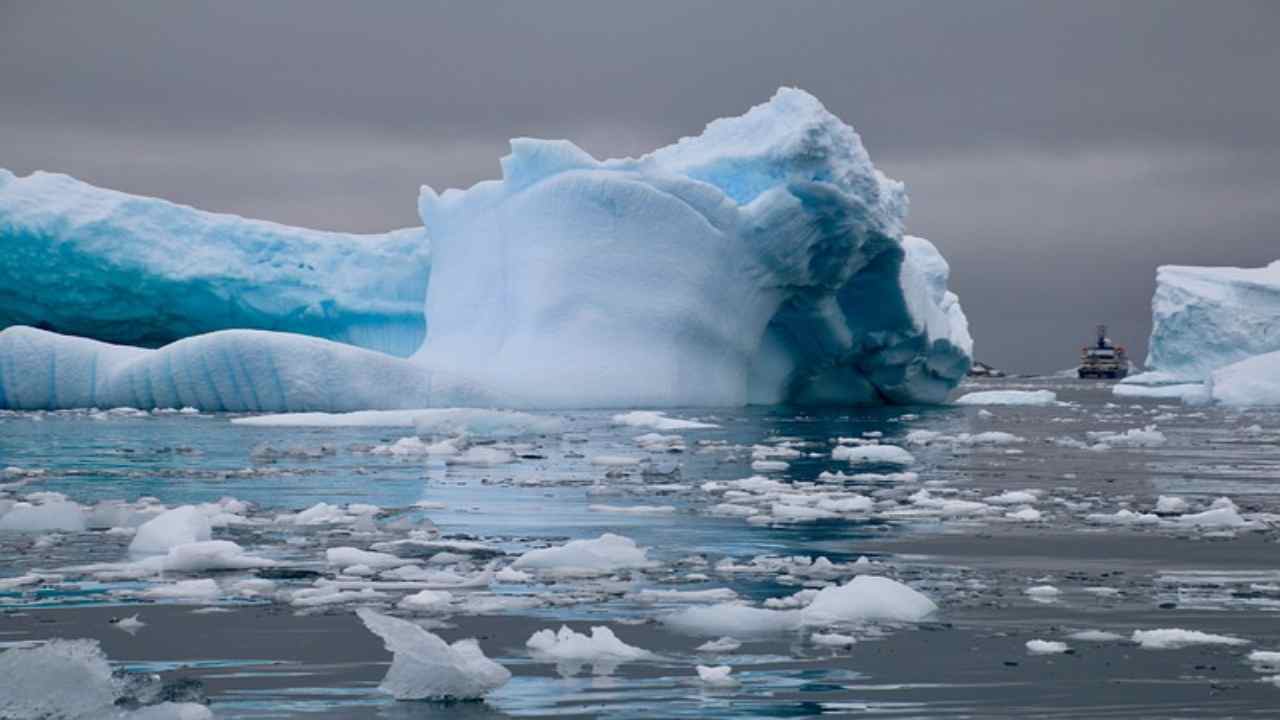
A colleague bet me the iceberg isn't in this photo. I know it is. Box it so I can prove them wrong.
[0,88,971,411]
[0,168,429,357]
[1143,262,1280,381]
[1126,261,1280,404]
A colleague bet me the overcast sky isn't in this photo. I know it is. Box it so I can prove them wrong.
[3,1,1278,372]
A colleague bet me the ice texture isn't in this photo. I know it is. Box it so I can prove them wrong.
[1144,262,1280,381]
[0,638,213,720]
[1206,351,1280,406]
[356,608,511,700]
[0,88,971,411]
[0,168,429,357]
[526,625,651,676]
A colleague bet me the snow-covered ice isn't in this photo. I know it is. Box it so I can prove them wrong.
[1026,639,1070,655]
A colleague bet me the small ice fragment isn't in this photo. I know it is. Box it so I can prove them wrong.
[1131,628,1249,650]
[1066,630,1124,642]
[112,614,147,634]
[811,632,857,646]
[526,625,651,676]
[696,637,742,652]
[1026,639,1070,655]
[695,664,736,686]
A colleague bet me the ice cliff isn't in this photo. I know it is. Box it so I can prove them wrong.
[0,88,972,411]
[0,169,429,356]
[1126,261,1280,405]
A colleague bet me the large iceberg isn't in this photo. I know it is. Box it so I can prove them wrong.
[0,88,972,411]
[1125,261,1280,404]
[0,169,429,357]
[1143,262,1280,381]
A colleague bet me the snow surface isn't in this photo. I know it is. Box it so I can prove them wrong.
[356,608,510,699]
[0,88,971,411]
[0,168,429,356]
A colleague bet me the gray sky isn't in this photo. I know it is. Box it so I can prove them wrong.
[3,1,1278,372]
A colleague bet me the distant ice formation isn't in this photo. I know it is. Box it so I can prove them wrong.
[0,88,972,411]
[1124,261,1280,404]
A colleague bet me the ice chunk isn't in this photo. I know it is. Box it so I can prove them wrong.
[1026,639,1070,655]
[954,390,1058,406]
[0,638,213,720]
[800,575,937,624]
[0,499,86,532]
[129,506,212,555]
[1207,351,1280,406]
[664,604,803,637]
[832,444,915,467]
[512,533,655,575]
[141,578,221,601]
[1067,630,1125,642]
[327,547,414,570]
[233,407,561,436]
[161,540,275,572]
[1155,496,1189,514]
[612,411,719,430]
[811,632,857,646]
[356,608,511,699]
[399,590,455,613]
[696,637,742,652]
[695,664,737,686]
[0,639,117,718]
[1131,628,1249,649]
[526,625,652,676]
[0,169,428,356]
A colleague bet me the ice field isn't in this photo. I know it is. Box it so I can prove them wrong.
[3,376,1280,718]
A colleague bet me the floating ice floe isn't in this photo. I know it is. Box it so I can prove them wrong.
[695,664,737,686]
[1131,628,1250,650]
[357,608,511,699]
[696,637,742,652]
[954,390,1058,406]
[0,499,87,532]
[526,625,652,676]
[512,533,656,575]
[612,411,719,431]
[832,445,915,467]
[1026,639,1070,655]
[129,506,212,555]
[1066,630,1125,642]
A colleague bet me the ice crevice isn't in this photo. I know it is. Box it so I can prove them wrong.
[0,88,972,410]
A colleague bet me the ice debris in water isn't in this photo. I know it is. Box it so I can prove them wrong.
[511,533,655,575]
[0,498,87,532]
[612,411,719,431]
[1026,639,1070,655]
[695,664,737,686]
[954,390,1058,406]
[526,625,652,676]
[831,444,915,467]
[1131,628,1250,650]
[129,506,211,555]
[665,575,936,636]
[356,608,511,700]
[0,638,212,719]
[696,637,743,653]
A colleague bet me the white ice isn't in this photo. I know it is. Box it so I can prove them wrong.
[954,390,1058,406]
[1,88,971,411]
[526,625,652,676]
[356,608,511,699]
